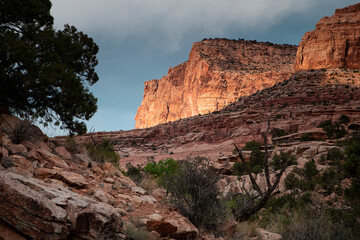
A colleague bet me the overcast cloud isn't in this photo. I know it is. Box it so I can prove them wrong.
[52,0,328,52]
[48,0,358,134]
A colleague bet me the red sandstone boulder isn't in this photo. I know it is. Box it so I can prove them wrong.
[0,171,124,240]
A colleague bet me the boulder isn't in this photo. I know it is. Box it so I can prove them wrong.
[0,171,124,240]
[146,220,178,237]
[167,216,199,240]
[5,144,27,156]
[56,170,88,188]
[0,172,69,240]
[256,228,283,240]
[54,146,72,160]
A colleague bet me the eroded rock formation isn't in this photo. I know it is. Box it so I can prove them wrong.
[73,69,360,168]
[295,3,360,70]
[0,114,200,240]
[135,39,297,128]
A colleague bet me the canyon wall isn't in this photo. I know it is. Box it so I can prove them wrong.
[295,3,360,70]
[135,39,297,129]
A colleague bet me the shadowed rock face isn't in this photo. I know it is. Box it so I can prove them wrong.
[135,39,297,129]
[295,3,360,70]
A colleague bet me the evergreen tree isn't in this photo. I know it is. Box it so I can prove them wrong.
[0,0,99,134]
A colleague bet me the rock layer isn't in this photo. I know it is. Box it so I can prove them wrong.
[135,39,296,128]
[71,69,360,168]
[295,3,360,70]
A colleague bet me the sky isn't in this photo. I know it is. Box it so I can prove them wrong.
[48,0,359,136]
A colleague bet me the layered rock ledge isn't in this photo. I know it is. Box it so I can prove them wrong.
[135,39,296,129]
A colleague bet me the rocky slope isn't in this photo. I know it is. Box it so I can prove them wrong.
[72,69,360,168]
[295,3,360,70]
[135,39,297,128]
[0,114,200,240]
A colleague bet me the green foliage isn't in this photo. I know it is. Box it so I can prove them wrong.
[162,157,225,230]
[261,195,357,240]
[327,148,344,167]
[338,114,350,125]
[65,135,79,153]
[0,0,99,134]
[264,193,312,214]
[284,173,301,191]
[319,167,343,195]
[86,139,119,167]
[233,161,246,176]
[299,133,313,142]
[123,223,151,240]
[143,158,179,179]
[271,152,297,171]
[341,131,360,205]
[245,141,265,174]
[126,163,143,183]
[317,116,348,139]
[243,140,262,151]
[303,160,319,179]
[271,128,288,138]
[343,133,360,178]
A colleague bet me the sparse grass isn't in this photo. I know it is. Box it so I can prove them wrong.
[232,221,259,239]
[85,138,120,167]
[139,175,158,193]
[123,223,152,240]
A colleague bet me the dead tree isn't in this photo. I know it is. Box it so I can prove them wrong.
[232,118,295,221]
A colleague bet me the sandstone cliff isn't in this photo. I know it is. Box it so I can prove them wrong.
[295,3,360,70]
[73,69,360,168]
[135,39,297,129]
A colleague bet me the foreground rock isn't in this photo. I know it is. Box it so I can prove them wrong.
[295,3,360,70]
[0,171,123,240]
[136,39,296,128]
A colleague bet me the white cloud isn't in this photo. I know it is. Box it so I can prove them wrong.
[51,0,323,52]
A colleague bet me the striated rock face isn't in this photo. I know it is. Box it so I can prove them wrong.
[71,69,360,169]
[135,39,297,128]
[295,3,360,70]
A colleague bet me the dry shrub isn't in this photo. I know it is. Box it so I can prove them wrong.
[139,176,158,194]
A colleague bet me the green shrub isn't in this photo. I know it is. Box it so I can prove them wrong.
[243,140,262,151]
[300,133,313,142]
[65,135,79,153]
[261,197,356,240]
[297,179,316,191]
[233,161,246,176]
[319,167,343,195]
[271,152,297,170]
[271,128,288,138]
[143,158,179,179]
[162,157,225,230]
[284,173,300,191]
[318,116,348,139]
[85,138,119,167]
[339,114,350,125]
[126,163,143,183]
[281,208,353,240]
[123,223,151,240]
[327,148,344,167]
[303,161,319,179]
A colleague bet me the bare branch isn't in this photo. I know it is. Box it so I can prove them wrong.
[263,118,272,189]
[233,143,263,197]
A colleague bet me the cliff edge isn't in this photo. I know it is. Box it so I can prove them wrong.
[135,39,296,129]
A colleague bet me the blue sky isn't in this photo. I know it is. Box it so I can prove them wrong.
[48,0,359,135]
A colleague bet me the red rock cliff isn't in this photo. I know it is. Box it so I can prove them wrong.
[135,39,296,129]
[295,3,360,70]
